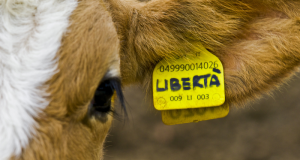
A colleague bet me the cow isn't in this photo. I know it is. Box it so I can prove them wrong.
[1,0,300,159]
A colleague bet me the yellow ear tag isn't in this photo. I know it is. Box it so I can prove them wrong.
[152,47,229,125]
[153,48,225,110]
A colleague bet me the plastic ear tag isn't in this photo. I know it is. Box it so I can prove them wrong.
[161,104,229,125]
[152,48,225,111]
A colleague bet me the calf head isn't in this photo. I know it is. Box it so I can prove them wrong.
[2,0,300,160]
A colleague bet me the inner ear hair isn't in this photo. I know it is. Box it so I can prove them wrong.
[105,0,300,108]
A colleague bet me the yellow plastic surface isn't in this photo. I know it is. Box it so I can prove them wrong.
[161,104,229,125]
[153,48,225,111]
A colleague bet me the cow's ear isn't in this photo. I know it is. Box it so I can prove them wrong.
[106,0,252,82]
[107,0,300,107]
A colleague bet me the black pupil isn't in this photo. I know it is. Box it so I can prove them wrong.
[93,80,114,112]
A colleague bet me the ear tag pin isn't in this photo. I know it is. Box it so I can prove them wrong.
[152,47,229,125]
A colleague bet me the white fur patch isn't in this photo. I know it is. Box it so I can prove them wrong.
[0,0,77,159]
[106,58,121,78]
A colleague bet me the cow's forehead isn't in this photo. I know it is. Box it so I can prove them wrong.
[0,0,78,159]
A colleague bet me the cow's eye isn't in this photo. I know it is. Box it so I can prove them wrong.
[93,79,114,113]
[89,78,125,121]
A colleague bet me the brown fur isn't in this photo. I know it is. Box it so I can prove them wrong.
[105,0,300,107]
[14,0,300,159]
[14,0,119,159]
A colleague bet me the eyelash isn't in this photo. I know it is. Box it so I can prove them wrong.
[89,78,126,120]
